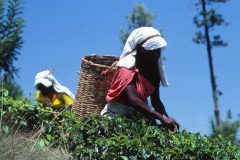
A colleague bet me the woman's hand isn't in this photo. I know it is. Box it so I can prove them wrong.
[162,115,179,133]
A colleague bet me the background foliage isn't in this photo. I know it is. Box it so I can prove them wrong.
[210,109,240,148]
[0,74,23,98]
[0,0,25,77]
[119,3,163,50]
[193,0,229,127]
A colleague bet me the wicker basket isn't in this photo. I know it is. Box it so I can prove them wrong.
[72,55,119,118]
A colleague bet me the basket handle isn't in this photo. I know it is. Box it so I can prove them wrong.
[95,61,118,80]
[110,61,118,68]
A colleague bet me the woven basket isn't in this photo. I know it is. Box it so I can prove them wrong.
[72,55,119,118]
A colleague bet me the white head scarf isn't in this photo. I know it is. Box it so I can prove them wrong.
[34,70,75,99]
[117,27,169,87]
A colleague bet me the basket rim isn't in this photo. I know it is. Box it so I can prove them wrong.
[82,55,119,69]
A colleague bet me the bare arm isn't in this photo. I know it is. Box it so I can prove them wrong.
[124,80,179,131]
[150,84,168,116]
[123,81,165,121]
[150,84,179,130]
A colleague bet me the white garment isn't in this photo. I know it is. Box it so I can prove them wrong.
[34,70,75,99]
[117,27,169,87]
[100,100,136,118]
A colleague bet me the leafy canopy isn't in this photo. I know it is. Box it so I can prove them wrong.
[0,0,25,77]
[119,3,160,49]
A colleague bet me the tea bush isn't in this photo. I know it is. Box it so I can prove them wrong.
[0,89,72,159]
[69,114,240,160]
[1,88,240,159]
[0,89,76,149]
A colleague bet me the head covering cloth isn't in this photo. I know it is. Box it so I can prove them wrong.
[34,70,75,99]
[117,27,169,87]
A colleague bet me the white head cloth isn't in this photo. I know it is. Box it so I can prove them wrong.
[117,27,169,87]
[34,70,75,99]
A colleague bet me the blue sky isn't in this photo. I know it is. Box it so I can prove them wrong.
[14,0,240,135]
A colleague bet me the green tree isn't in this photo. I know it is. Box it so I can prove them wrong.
[119,3,162,49]
[193,0,229,126]
[0,74,23,98]
[210,109,240,147]
[0,0,25,77]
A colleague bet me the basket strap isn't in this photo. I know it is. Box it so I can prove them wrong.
[122,34,160,59]
[95,35,159,80]
[110,61,118,69]
[105,35,160,70]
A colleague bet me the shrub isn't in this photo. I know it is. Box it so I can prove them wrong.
[0,111,71,159]
[70,114,240,160]
[1,88,240,159]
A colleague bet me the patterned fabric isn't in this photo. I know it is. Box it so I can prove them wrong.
[106,67,154,106]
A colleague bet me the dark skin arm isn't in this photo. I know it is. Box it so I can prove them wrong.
[122,46,179,131]
[150,84,168,117]
[151,83,179,130]
[123,80,179,131]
